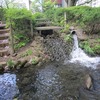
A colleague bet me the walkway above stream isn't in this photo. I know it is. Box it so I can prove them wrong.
[35,19,63,35]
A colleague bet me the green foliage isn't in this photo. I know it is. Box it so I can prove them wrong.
[92,45,100,54]
[14,42,26,50]
[14,33,30,50]
[32,0,55,13]
[5,8,32,20]
[26,49,33,55]
[20,49,33,58]
[97,38,100,42]
[42,0,55,12]
[80,38,100,55]
[31,58,38,65]
[32,12,45,19]
[5,8,33,30]
[44,6,100,34]
[64,34,72,42]
[7,59,15,68]
[79,41,94,55]
[0,8,6,21]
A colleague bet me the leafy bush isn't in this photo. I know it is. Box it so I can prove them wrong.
[14,33,30,50]
[32,12,45,19]
[0,8,6,21]
[45,6,100,34]
[5,8,33,31]
[64,34,72,42]
[31,58,38,65]
[79,41,94,55]
[65,6,100,34]
[7,59,15,68]
[92,45,100,54]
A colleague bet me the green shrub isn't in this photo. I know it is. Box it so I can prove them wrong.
[92,45,100,54]
[0,8,6,21]
[14,33,30,50]
[44,6,100,34]
[31,58,38,65]
[64,34,72,42]
[79,41,94,55]
[7,59,15,68]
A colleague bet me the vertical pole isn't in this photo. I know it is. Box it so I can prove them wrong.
[29,0,34,37]
[30,20,33,37]
[9,19,14,55]
[64,12,66,29]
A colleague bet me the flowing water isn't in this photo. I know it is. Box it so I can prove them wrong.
[0,73,19,100]
[69,34,100,68]
[0,35,100,100]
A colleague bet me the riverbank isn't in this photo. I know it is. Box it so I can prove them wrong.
[0,35,50,73]
[0,32,72,73]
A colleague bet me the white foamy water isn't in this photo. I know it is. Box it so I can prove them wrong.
[70,34,100,68]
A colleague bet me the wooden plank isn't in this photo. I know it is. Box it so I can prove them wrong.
[35,26,62,31]
[0,24,6,28]
[35,19,50,21]
[0,41,9,45]
[0,62,6,66]
[36,21,52,25]
[0,33,9,37]
[0,29,10,34]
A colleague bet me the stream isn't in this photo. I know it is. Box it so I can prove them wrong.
[0,34,100,100]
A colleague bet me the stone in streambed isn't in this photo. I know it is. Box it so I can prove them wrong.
[14,61,21,69]
[15,60,28,69]
[20,60,28,68]
[21,77,31,85]
[85,74,93,90]
[24,62,31,68]
[12,53,17,57]
[0,66,4,73]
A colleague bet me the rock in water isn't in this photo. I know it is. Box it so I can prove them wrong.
[85,74,93,90]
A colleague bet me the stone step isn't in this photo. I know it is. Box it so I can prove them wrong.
[0,49,8,57]
[0,41,9,47]
[0,24,6,28]
[0,33,9,40]
[0,29,10,34]
[0,62,6,66]
[0,46,9,50]
[0,39,9,44]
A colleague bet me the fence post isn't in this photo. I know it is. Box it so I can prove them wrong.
[9,19,14,55]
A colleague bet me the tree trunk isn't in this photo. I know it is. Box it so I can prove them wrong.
[65,0,77,7]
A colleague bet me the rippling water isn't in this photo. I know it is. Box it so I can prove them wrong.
[0,73,19,100]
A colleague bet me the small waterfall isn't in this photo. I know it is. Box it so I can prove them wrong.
[70,34,100,68]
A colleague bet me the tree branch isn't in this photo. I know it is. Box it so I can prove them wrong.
[78,0,92,5]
